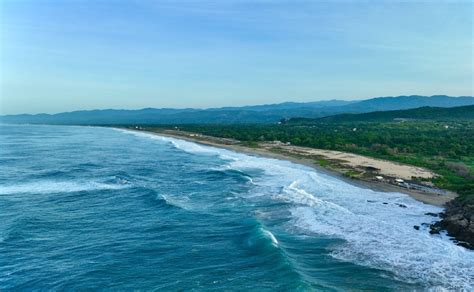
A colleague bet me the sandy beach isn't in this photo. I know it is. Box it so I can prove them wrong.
[127,128,456,207]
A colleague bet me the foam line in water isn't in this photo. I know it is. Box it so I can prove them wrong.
[0,179,129,195]
[116,129,237,160]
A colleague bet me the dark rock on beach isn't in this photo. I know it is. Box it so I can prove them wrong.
[432,199,474,249]
[424,212,440,217]
[429,224,442,235]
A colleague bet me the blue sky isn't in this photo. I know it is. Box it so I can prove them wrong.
[1,0,472,114]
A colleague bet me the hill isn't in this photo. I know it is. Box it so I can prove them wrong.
[1,95,473,125]
[289,105,474,124]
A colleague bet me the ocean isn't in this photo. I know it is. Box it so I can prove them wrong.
[1,124,473,290]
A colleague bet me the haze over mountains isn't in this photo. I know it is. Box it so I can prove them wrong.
[1,95,473,125]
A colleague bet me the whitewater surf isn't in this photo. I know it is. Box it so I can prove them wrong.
[1,124,472,290]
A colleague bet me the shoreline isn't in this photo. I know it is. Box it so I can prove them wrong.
[124,127,456,207]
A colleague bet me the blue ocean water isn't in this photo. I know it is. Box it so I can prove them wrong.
[1,124,473,290]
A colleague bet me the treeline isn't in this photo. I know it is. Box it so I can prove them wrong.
[144,121,474,201]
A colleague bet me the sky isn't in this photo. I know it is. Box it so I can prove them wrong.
[0,0,473,114]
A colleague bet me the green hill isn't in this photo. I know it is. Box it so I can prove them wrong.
[289,105,474,124]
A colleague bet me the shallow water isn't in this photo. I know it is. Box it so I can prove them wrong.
[1,124,472,290]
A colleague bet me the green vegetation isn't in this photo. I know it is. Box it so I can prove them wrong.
[291,105,474,124]
[316,159,331,167]
[240,141,259,148]
[344,170,362,179]
[142,120,474,202]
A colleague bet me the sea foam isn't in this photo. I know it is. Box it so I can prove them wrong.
[0,179,130,195]
[115,129,237,161]
[135,131,474,290]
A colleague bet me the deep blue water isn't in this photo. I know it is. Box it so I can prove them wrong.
[1,125,473,290]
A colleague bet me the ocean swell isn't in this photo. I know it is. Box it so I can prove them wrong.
[143,131,474,290]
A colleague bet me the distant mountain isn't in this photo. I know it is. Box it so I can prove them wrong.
[213,100,355,112]
[289,105,474,124]
[338,95,474,112]
[1,95,473,125]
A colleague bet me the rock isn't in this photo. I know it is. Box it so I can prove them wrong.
[458,241,472,249]
[396,203,407,208]
[429,229,440,235]
[445,221,461,234]
[436,199,474,249]
[364,166,380,172]
[413,225,420,230]
[449,214,464,222]
[429,223,442,235]
[458,219,469,228]
[424,212,439,217]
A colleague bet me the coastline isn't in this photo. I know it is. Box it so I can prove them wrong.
[123,127,456,207]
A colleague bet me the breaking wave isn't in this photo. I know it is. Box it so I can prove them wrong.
[154,133,474,290]
[0,178,130,195]
[86,129,474,289]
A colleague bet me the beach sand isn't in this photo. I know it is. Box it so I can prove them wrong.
[129,128,456,207]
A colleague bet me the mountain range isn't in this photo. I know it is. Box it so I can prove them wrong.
[1,95,473,125]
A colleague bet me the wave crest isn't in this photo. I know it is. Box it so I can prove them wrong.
[0,178,130,195]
